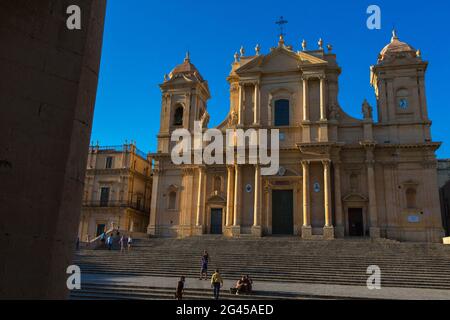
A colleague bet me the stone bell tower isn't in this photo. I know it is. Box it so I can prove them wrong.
[370,30,431,143]
[156,53,211,154]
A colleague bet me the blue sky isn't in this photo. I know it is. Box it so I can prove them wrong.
[91,0,450,158]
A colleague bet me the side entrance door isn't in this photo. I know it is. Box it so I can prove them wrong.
[348,208,364,237]
[272,190,294,235]
[210,208,223,234]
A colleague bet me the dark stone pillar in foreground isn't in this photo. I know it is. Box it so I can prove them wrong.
[0,0,106,299]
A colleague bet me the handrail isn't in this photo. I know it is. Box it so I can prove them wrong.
[88,228,114,243]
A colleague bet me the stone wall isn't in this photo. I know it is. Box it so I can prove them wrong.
[0,0,106,299]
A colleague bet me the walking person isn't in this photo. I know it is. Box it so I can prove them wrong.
[100,232,106,248]
[175,276,185,300]
[119,235,125,252]
[107,234,113,250]
[199,250,210,280]
[211,269,223,300]
[127,235,133,251]
[245,274,253,293]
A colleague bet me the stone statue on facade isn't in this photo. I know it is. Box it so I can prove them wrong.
[329,103,340,120]
[362,99,373,119]
[228,110,238,126]
[200,110,210,128]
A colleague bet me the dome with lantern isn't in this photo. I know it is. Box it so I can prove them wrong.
[377,30,421,64]
[167,52,205,83]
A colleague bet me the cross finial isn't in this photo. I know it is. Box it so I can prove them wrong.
[275,16,288,38]
[184,51,190,62]
[391,26,398,41]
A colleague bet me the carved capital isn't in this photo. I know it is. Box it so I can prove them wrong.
[197,165,206,173]
[301,160,310,168]
[321,159,331,168]
[182,167,196,176]
[230,84,239,93]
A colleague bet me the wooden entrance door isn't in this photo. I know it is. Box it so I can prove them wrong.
[272,190,294,235]
[210,208,223,234]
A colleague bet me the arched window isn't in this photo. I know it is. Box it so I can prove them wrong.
[136,196,142,210]
[168,191,177,210]
[173,105,184,126]
[274,99,290,126]
[406,188,417,209]
[214,176,221,192]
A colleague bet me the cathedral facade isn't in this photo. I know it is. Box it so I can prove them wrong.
[147,31,444,242]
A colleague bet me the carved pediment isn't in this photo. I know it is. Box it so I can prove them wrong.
[342,193,368,202]
[298,142,334,156]
[402,180,419,188]
[207,194,226,204]
[235,47,327,75]
[167,184,179,191]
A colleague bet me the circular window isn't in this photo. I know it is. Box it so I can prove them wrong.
[313,182,321,193]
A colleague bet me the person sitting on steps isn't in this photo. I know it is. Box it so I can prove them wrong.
[234,275,246,295]
[233,275,253,295]
[244,274,253,293]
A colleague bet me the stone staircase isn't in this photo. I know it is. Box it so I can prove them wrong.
[71,237,450,299]
[70,282,337,300]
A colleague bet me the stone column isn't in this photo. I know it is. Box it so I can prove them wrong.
[253,82,260,125]
[366,147,380,238]
[180,167,195,237]
[161,93,171,133]
[302,78,309,122]
[147,168,161,236]
[301,161,312,238]
[194,167,205,235]
[323,160,334,239]
[226,165,235,227]
[238,85,244,126]
[333,161,345,237]
[183,93,191,129]
[320,76,327,121]
[232,165,242,236]
[252,165,262,236]
[418,76,429,121]
[378,80,387,122]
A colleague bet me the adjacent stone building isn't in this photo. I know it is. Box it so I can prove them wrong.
[438,159,450,188]
[438,159,450,236]
[78,143,152,241]
[148,31,444,242]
